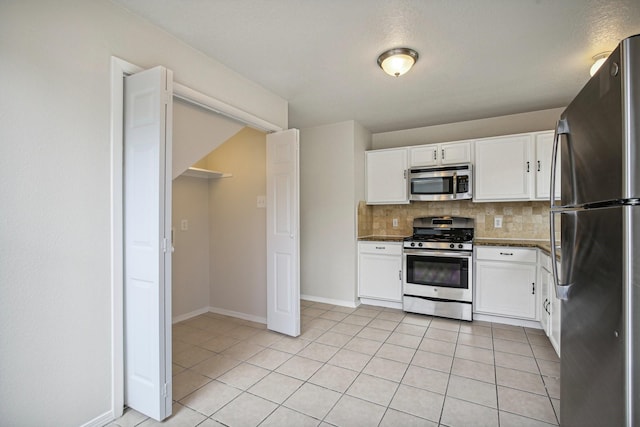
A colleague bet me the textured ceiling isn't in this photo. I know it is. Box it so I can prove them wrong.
[112,0,640,133]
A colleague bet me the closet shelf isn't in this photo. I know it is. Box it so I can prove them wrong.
[182,167,232,179]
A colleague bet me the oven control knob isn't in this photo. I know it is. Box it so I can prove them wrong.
[418,242,423,247]
[458,244,463,249]
[410,242,415,247]
[449,243,455,249]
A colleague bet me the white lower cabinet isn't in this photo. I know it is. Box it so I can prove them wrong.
[538,251,561,356]
[538,256,551,335]
[358,241,402,303]
[474,246,538,320]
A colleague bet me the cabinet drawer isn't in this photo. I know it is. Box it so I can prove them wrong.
[358,241,402,255]
[476,246,536,263]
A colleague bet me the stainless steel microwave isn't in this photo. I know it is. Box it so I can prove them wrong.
[409,163,472,201]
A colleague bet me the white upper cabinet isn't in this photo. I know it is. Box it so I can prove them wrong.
[534,131,561,200]
[474,134,534,201]
[365,147,409,204]
[409,140,472,167]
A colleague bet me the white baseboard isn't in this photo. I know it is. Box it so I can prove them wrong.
[359,297,403,310]
[473,313,543,329]
[79,410,113,427]
[301,294,359,308]
[208,306,267,324]
[172,307,210,324]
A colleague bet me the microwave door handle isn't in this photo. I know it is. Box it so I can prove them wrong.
[453,172,457,198]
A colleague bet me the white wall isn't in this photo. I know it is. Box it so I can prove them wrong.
[300,121,371,306]
[0,1,286,425]
[372,108,563,149]
[172,176,210,320]
[204,128,268,321]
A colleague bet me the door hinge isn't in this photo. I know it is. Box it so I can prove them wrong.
[532,282,535,295]
[162,382,168,397]
[162,238,168,253]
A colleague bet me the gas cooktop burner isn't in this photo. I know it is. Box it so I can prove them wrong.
[404,216,475,251]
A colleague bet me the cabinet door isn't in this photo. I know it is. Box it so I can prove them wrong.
[549,261,561,356]
[474,135,533,201]
[366,148,408,204]
[538,265,551,335]
[475,261,537,319]
[358,252,402,302]
[534,132,561,200]
[441,141,472,165]
[409,145,438,167]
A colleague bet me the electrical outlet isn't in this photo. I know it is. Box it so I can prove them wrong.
[257,195,266,208]
[392,218,399,228]
[180,219,189,231]
[494,216,503,228]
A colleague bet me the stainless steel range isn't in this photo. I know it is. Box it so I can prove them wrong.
[403,216,474,321]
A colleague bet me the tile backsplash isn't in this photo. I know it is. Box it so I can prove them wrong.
[358,200,555,240]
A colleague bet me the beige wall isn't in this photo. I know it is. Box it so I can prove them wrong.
[202,128,268,320]
[0,1,286,425]
[372,108,564,149]
[300,121,371,306]
[173,99,244,179]
[172,176,210,319]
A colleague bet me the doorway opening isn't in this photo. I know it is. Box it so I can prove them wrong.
[111,57,299,421]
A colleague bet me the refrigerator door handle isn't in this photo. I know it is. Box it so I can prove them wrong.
[550,118,569,209]
[550,211,570,300]
[550,118,571,300]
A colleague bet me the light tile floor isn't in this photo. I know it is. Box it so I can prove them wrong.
[109,301,560,427]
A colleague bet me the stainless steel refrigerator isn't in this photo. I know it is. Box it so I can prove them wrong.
[550,33,640,426]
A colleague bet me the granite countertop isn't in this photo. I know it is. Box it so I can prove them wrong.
[358,236,561,259]
[474,238,561,260]
[358,235,408,242]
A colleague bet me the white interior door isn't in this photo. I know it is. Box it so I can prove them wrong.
[266,129,300,336]
[123,66,173,421]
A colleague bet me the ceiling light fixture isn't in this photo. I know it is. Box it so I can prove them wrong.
[590,52,611,77]
[377,47,419,77]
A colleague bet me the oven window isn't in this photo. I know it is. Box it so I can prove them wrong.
[411,177,453,195]
[406,255,468,289]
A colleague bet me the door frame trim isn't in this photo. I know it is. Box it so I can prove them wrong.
[109,56,282,419]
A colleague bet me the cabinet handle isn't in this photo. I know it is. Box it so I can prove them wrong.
[532,282,535,295]
[375,246,386,250]
[537,160,541,172]
[442,149,445,160]
[398,270,402,281]
[499,252,514,256]
[433,150,437,160]
[526,161,530,172]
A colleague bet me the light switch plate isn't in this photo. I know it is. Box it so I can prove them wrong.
[494,216,503,228]
[257,195,266,208]
[180,219,189,231]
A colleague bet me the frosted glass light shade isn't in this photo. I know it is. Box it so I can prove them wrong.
[590,52,610,77]
[378,48,419,77]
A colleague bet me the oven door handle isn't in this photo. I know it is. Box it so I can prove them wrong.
[403,249,471,258]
